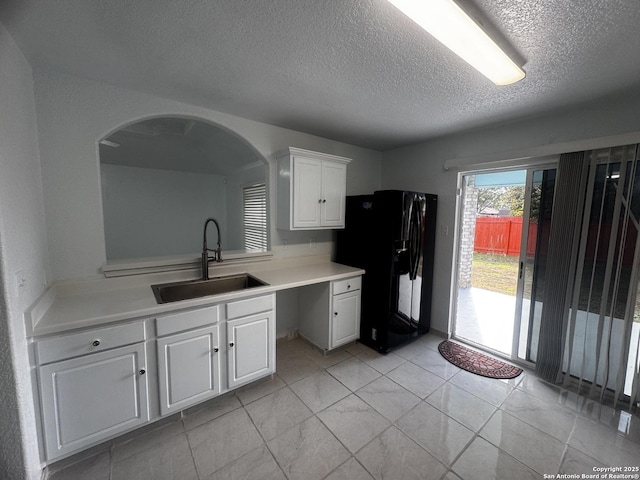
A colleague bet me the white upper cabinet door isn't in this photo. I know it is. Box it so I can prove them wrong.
[39,343,149,460]
[321,160,347,227]
[292,156,323,229]
[276,147,350,230]
[331,290,361,349]
[157,325,220,416]
[227,311,275,389]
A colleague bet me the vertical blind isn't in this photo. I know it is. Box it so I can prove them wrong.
[243,183,267,250]
[535,152,588,380]
[538,145,640,408]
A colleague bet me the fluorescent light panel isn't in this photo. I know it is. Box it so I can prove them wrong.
[388,0,525,85]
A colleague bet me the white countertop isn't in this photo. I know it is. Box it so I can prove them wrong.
[28,256,364,337]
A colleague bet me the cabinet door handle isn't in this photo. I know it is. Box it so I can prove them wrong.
[139,369,146,375]
[334,312,338,316]
[213,347,219,353]
[347,284,351,289]
[229,342,234,347]
[92,340,100,347]
[318,199,322,204]
[322,199,327,203]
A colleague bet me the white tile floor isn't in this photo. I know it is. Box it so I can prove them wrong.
[47,334,640,480]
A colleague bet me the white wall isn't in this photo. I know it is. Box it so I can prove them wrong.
[101,164,229,259]
[0,23,50,480]
[33,69,382,281]
[381,87,640,335]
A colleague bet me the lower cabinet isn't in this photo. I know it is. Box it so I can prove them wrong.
[298,276,362,351]
[157,324,220,415]
[35,293,276,462]
[227,310,275,388]
[38,342,149,459]
[331,288,360,348]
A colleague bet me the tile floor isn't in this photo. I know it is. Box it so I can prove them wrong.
[47,334,640,480]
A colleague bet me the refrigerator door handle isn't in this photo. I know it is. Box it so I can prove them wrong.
[407,202,414,280]
[408,201,420,280]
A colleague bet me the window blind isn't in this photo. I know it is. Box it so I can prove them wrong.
[243,183,267,250]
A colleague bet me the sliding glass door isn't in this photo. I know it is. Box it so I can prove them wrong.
[454,165,556,364]
[514,168,556,362]
[454,147,640,405]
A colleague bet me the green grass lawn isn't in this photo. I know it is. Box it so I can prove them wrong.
[471,252,519,295]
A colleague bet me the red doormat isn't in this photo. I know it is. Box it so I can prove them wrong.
[438,340,523,379]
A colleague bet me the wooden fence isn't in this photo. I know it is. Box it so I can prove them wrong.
[474,216,537,256]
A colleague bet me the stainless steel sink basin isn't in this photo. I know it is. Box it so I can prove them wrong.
[151,273,268,304]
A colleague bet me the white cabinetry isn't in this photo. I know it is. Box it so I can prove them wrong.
[35,293,276,462]
[37,323,148,460]
[156,306,221,416]
[156,296,275,409]
[298,276,361,351]
[226,295,276,388]
[276,147,351,230]
[331,279,361,347]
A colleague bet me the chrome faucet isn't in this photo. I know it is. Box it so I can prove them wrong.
[201,217,222,280]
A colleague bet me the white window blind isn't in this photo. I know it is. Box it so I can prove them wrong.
[243,183,267,250]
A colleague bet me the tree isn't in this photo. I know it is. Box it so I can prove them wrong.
[503,186,525,216]
[476,187,506,215]
[476,186,525,216]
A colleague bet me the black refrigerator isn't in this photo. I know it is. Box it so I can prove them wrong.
[336,190,437,353]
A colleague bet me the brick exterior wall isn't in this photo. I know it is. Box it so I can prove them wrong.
[458,176,477,288]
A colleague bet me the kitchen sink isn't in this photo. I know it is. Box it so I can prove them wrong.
[151,273,268,304]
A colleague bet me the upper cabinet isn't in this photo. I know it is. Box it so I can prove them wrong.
[276,147,351,230]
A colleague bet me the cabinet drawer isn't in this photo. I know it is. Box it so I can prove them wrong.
[333,276,361,296]
[37,322,145,365]
[156,305,219,337]
[226,294,274,320]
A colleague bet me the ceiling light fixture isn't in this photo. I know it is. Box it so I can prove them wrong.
[387,0,525,85]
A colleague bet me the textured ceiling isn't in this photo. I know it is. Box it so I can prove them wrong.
[2,0,640,150]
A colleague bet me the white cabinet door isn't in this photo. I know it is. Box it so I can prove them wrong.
[292,156,323,229]
[321,160,347,227]
[331,290,361,349]
[39,343,149,460]
[227,311,274,388]
[157,325,220,415]
[277,148,350,230]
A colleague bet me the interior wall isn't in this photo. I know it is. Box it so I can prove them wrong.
[381,87,640,336]
[33,68,383,281]
[101,164,228,259]
[0,23,50,480]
